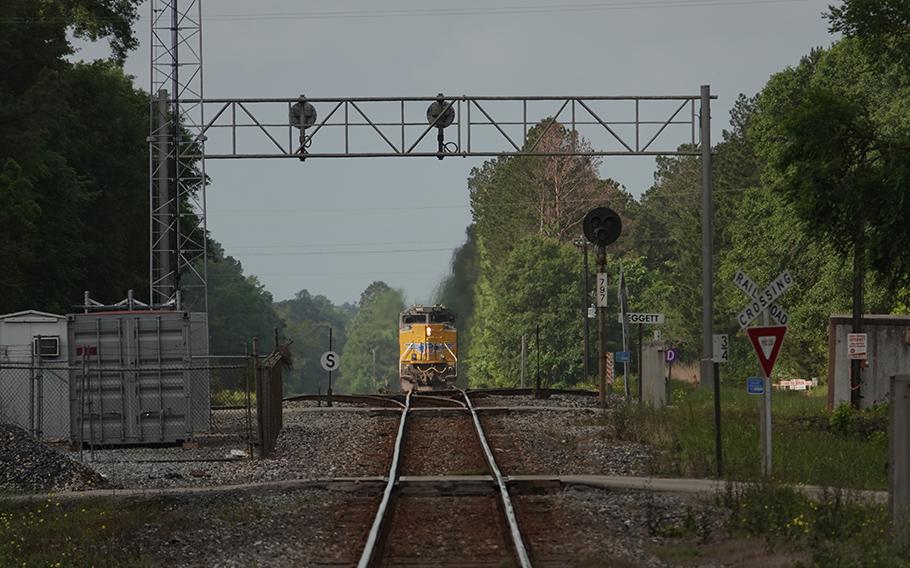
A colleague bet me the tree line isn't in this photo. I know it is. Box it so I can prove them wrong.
[436,0,910,387]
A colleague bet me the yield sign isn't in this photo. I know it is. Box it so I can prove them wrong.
[746,326,787,377]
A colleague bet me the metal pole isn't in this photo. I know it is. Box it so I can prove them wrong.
[80,347,87,463]
[713,361,723,478]
[35,335,43,440]
[245,341,253,458]
[582,241,591,379]
[155,89,174,301]
[252,337,260,457]
[535,325,541,398]
[327,327,334,406]
[597,246,607,408]
[637,324,643,404]
[28,345,35,436]
[699,84,715,391]
[170,0,182,300]
[760,310,772,475]
[851,239,864,409]
[520,335,526,389]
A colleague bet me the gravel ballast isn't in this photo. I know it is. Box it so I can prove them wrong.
[517,488,712,567]
[88,409,398,489]
[471,393,601,408]
[482,410,650,476]
[0,424,109,493]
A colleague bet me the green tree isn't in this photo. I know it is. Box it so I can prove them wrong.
[469,236,584,388]
[0,161,40,313]
[338,284,405,393]
[205,249,283,357]
[434,225,479,383]
[826,0,910,69]
[275,290,355,394]
[0,1,153,313]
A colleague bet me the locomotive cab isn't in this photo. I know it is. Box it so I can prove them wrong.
[398,305,458,392]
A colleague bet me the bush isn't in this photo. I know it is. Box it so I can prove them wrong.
[828,402,889,438]
[719,481,910,567]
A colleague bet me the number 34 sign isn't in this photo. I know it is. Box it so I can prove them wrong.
[712,334,729,364]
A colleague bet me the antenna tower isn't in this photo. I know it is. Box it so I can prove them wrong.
[149,0,207,311]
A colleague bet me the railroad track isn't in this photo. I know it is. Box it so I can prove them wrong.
[357,390,533,568]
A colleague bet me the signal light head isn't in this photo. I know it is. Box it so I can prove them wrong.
[582,207,622,247]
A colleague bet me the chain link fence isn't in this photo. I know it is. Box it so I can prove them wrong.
[0,363,71,441]
[1,351,289,459]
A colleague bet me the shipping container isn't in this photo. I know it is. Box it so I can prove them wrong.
[68,311,209,445]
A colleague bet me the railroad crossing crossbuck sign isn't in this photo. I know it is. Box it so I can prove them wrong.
[321,351,340,372]
[733,270,792,328]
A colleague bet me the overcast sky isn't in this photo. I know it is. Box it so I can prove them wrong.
[78,0,836,306]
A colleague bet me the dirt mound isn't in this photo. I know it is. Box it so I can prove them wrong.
[0,424,109,493]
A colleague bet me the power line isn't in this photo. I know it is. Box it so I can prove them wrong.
[210,205,469,214]
[232,247,455,257]
[179,0,810,20]
[258,270,449,277]
[211,187,751,214]
[0,0,810,24]
[223,239,459,250]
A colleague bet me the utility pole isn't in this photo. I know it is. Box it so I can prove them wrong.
[699,84,715,391]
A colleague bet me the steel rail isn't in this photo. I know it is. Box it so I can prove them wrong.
[462,390,533,568]
[357,391,411,568]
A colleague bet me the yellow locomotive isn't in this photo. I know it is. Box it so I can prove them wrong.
[398,304,458,391]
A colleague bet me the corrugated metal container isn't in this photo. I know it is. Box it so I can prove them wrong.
[68,311,209,445]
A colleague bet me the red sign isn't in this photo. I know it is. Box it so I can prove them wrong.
[847,333,867,360]
[746,326,787,377]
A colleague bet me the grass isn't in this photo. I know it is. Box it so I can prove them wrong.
[0,497,163,567]
[211,388,255,407]
[649,481,910,568]
[603,380,890,490]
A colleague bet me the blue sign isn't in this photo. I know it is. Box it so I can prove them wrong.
[747,377,765,395]
[665,348,680,364]
[615,351,631,363]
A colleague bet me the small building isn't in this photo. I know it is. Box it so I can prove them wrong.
[828,315,910,409]
[0,310,70,439]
